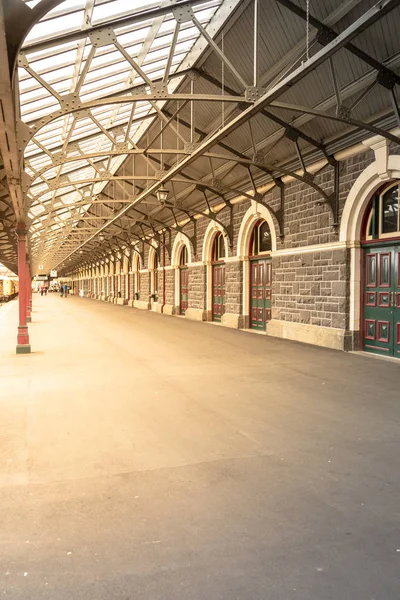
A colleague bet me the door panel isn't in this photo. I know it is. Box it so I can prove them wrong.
[180,268,188,315]
[394,247,400,357]
[362,245,400,357]
[250,258,272,331]
[212,264,225,322]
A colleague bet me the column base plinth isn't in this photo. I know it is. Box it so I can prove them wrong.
[17,325,30,347]
[16,344,31,354]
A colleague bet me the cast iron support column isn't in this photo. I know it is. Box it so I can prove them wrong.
[16,228,31,354]
[26,256,32,323]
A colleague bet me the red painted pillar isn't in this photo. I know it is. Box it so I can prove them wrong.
[16,228,31,354]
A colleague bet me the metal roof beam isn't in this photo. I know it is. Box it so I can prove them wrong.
[276,0,400,88]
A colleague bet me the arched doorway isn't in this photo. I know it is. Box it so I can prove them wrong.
[249,220,272,331]
[212,232,225,322]
[179,245,189,315]
[149,248,159,304]
[361,182,400,357]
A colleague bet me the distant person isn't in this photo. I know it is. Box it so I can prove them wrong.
[60,286,64,298]
[44,287,47,296]
[40,285,44,296]
[63,283,68,297]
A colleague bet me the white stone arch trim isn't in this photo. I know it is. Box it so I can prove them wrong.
[236,201,278,324]
[148,244,159,297]
[339,156,400,242]
[148,244,158,270]
[132,250,142,272]
[131,251,142,297]
[237,200,278,258]
[122,255,129,274]
[339,154,400,334]
[171,231,193,267]
[171,232,193,310]
[202,220,230,263]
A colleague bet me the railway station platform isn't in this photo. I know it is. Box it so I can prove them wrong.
[0,295,399,599]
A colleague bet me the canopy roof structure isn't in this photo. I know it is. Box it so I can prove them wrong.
[1,0,400,275]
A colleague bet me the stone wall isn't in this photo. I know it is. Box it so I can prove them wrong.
[188,265,206,310]
[272,249,348,330]
[224,261,243,316]
[138,271,149,301]
[165,268,175,306]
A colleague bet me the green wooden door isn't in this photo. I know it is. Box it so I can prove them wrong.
[362,245,400,357]
[212,263,225,322]
[250,258,272,331]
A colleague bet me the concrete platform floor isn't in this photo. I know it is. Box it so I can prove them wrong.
[0,295,399,599]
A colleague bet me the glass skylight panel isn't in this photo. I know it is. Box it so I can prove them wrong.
[45,0,86,18]
[30,205,45,216]
[20,87,51,105]
[80,83,131,103]
[25,11,85,43]
[84,61,130,84]
[26,49,78,74]
[59,211,72,221]
[193,6,219,22]
[21,94,57,115]
[92,0,158,24]
[115,26,151,47]
[79,72,130,96]
[40,65,76,88]
[23,104,61,123]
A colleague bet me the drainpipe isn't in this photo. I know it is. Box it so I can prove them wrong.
[161,231,166,314]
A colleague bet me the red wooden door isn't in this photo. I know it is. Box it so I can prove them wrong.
[250,259,272,331]
[180,268,188,315]
[362,245,400,357]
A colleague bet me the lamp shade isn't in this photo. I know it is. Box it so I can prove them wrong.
[156,185,168,205]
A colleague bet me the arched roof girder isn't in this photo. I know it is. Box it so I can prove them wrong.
[28,151,250,183]
[18,93,246,159]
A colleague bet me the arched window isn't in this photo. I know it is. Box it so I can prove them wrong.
[212,232,225,262]
[250,220,272,255]
[364,183,400,240]
[180,245,188,266]
[133,253,141,298]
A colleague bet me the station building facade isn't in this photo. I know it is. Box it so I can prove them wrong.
[67,136,400,359]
